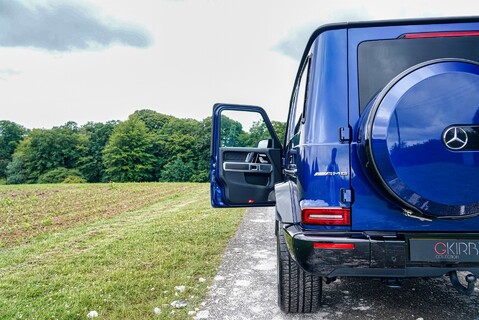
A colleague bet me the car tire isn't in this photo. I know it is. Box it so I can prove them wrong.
[277,224,322,313]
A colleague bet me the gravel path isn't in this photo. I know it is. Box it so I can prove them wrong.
[196,207,479,320]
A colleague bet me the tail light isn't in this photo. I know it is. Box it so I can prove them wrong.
[302,207,351,226]
[313,243,355,249]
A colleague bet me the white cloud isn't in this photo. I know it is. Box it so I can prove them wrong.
[1,0,479,128]
[0,68,21,80]
[0,0,152,51]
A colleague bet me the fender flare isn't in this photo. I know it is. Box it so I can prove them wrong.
[274,181,300,225]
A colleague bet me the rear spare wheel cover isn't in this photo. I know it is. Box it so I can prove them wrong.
[363,59,479,218]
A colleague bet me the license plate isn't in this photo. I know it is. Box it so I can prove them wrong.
[410,239,479,262]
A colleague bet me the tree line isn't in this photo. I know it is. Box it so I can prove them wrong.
[0,109,285,184]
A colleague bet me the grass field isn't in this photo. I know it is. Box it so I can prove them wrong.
[0,183,245,319]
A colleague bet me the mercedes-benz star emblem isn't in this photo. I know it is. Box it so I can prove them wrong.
[443,127,469,150]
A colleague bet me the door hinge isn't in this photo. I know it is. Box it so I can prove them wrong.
[340,188,353,204]
[339,126,352,143]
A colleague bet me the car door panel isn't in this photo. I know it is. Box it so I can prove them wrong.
[210,104,283,207]
[218,147,280,205]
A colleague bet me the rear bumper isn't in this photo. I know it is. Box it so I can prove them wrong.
[283,224,479,278]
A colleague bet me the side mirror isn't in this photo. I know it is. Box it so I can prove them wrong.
[257,139,272,148]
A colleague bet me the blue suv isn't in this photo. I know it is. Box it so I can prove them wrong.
[210,17,479,313]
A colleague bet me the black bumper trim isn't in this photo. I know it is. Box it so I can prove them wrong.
[283,224,479,278]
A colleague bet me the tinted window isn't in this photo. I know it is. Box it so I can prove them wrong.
[358,36,479,113]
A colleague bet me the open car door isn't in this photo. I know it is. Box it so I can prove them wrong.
[210,104,283,207]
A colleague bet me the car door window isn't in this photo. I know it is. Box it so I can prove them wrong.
[287,56,311,147]
[220,110,274,148]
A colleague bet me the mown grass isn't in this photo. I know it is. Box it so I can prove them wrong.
[0,182,197,248]
[0,183,245,319]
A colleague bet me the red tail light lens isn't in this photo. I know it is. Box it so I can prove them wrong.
[402,31,479,39]
[313,243,355,249]
[302,208,351,226]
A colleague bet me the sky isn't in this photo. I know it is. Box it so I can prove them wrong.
[1,0,479,129]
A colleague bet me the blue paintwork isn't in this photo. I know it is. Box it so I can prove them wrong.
[348,21,479,231]
[302,30,348,146]
[298,30,350,198]
[211,18,479,232]
[351,144,479,231]
[366,61,479,214]
[208,18,479,286]
[348,21,479,138]
[294,30,351,230]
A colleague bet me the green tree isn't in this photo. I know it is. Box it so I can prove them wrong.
[272,121,286,145]
[190,117,212,182]
[132,110,174,180]
[238,120,286,148]
[133,109,173,132]
[155,117,202,179]
[102,115,156,182]
[157,118,201,160]
[132,111,212,182]
[220,115,244,147]
[0,120,27,179]
[6,139,29,184]
[37,167,85,184]
[60,121,80,132]
[160,158,194,182]
[78,121,118,182]
[6,125,85,183]
[6,156,27,184]
[239,120,269,147]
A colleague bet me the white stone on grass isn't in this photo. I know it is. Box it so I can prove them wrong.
[171,300,188,308]
[87,310,98,318]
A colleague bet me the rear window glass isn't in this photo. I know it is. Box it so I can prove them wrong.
[358,36,479,113]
